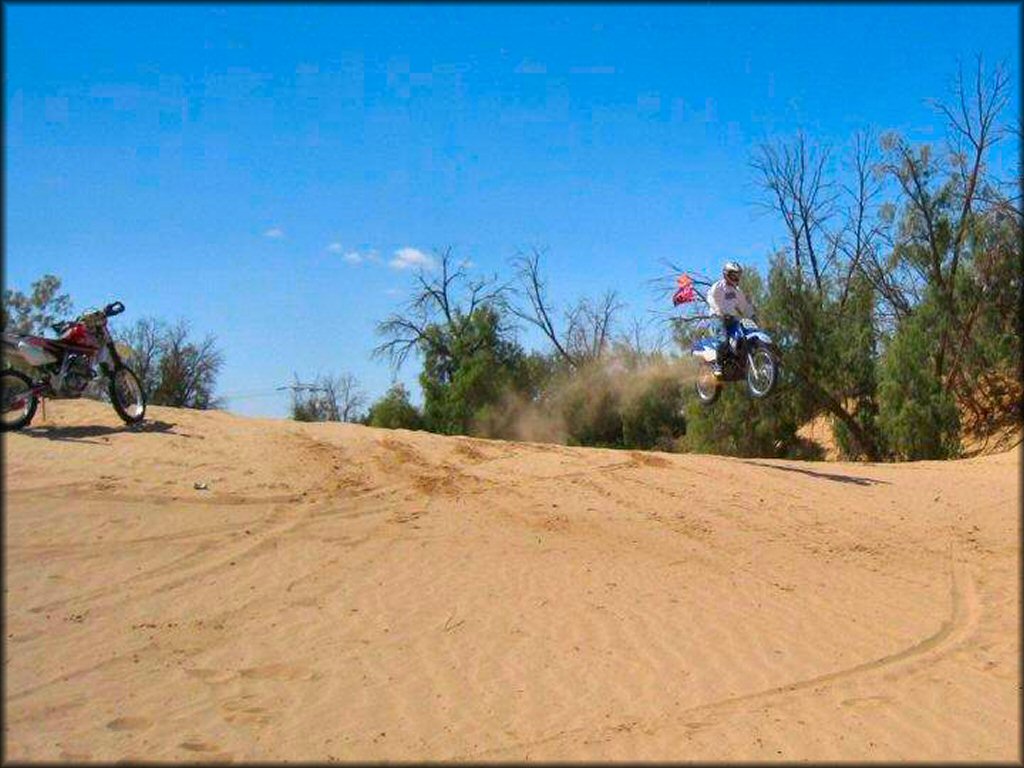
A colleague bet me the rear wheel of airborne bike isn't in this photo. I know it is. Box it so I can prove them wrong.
[1,368,38,431]
[746,343,779,399]
[108,364,147,425]
[695,362,722,406]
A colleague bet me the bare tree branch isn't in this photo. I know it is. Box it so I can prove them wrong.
[940,58,1011,287]
[510,248,578,367]
[751,133,836,293]
[511,248,623,368]
[374,247,509,374]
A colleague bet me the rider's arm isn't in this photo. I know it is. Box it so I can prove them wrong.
[739,290,755,318]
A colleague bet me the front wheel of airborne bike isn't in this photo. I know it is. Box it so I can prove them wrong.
[746,344,779,399]
[108,364,147,425]
[694,362,722,406]
[1,368,38,431]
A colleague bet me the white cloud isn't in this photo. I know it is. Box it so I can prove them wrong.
[264,227,285,239]
[327,243,374,265]
[329,243,383,266]
[389,247,435,271]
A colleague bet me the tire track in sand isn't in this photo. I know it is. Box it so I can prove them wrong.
[453,541,980,761]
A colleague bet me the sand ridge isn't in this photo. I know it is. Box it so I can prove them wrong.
[3,399,1019,761]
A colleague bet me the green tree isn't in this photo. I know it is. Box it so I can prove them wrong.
[375,248,534,437]
[829,272,885,459]
[114,318,224,409]
[418,304,529,434]
[366,383,423,430]
[862,59,1022,454]
[2,274,73,336]
[751,130,889,460]
[682,379,814,459]
[148,320,224,409]
[875,60,1017,413]
[877,296,961,460]
[951,207,1023,433]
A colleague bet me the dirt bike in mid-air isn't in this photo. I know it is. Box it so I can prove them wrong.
[690,316,780,405]
[2,301,146,431]
[673,274,781,406]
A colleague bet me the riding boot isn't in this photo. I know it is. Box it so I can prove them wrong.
[714,341,728,377]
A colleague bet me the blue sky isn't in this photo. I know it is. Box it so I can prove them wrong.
[5,3,1020,417]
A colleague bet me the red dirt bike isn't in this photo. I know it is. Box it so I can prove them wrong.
[2,301,146,431]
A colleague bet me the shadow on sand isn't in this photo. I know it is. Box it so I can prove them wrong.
[741,460,890,486]
[20,420,177,444]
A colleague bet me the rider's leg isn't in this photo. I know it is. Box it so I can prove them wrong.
[713,317,733,376]
[724,316,740,354]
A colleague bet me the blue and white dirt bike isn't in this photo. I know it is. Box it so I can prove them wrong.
[691,316,780,405]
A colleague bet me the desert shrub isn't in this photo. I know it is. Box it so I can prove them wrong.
[554,365,624,448]
[289,372,366,423]
[620,370,687,450]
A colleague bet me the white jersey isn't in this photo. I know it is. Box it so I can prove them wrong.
[707,278,753,318]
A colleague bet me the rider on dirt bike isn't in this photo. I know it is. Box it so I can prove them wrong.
[707,261,755,377]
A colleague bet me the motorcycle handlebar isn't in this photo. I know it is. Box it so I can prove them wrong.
[679,313,760,325]
[679,314,717,322]
[50,303,124,333]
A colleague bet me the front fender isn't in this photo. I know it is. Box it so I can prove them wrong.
[746,330,774,345]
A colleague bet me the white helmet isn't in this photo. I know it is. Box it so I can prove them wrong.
[723,261,742,285]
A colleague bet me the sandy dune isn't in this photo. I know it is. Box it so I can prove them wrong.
[3,399,1019,762]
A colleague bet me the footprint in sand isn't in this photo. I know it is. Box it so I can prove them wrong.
[222,698,273,726]
[179,740,218,752]
[185,667,236,684]
[179,741,234,761]
[106,716,151,732]
[684,719,714,732]
[239,663,316,681]
[223,695,267,715]
[840,695,894,708]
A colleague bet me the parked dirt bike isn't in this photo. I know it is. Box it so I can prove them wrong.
[690,316,781,406]
[2,301,146,431]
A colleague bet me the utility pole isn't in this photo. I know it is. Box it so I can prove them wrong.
[275,382,329,394]
[277,379,334,420]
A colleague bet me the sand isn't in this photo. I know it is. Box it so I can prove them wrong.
[3,399,1019,762]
